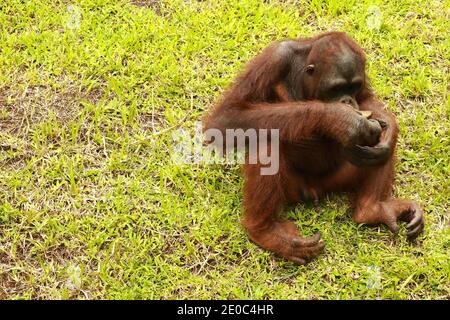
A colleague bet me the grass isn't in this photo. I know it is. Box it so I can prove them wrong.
[0,0,449,299]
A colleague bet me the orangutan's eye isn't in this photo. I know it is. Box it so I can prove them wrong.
[304,64,315,75]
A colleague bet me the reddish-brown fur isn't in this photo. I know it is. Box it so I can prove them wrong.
[204,32,424,264]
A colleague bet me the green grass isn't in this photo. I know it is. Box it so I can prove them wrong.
[0,0,449,299]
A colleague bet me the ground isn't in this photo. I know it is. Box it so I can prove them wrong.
[0,0,449,299]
